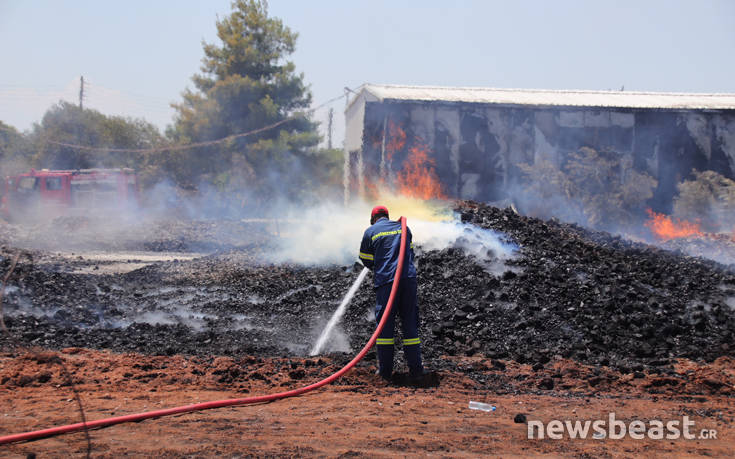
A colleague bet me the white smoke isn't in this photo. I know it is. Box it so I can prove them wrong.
[411,219,516,259]
[267,199,517,269]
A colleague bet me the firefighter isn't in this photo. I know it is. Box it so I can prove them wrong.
[359,205,424,381]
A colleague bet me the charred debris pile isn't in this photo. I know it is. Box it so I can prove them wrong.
[658,234,735,267]
[349,202,734,371]
[1,201,734,373]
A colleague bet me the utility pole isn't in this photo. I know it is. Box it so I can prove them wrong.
[327,107,334,150]
[79,76,84,110]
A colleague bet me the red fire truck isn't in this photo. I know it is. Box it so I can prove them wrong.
[1,168,139,220]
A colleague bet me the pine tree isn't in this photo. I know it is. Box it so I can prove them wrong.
[169,0,319,203]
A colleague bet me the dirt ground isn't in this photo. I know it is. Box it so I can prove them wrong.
[1,348,733,458]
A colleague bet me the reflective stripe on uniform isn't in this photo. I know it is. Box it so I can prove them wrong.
[371,229,402,241]
[376,338,395,345]
[403,337,421,346]
[359,252,374,260]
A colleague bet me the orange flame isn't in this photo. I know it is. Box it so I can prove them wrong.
[385,121,406,161]
[368,122,446,201]
[395,141,447,200]
[645,209,703,241]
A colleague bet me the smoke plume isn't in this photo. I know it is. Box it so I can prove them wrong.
[268,191,517,270]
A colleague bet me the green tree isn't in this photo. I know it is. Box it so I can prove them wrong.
[520,147,657,229]
[518,158,582,221]
[0,121,32,178]
[167,0,320,204]
[674,170,735,232]
[29,101,163,172]
[565,147,657,228]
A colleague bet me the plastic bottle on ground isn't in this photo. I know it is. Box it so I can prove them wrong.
[468,401,496,412]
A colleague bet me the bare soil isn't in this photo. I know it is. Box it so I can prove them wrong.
[1,348,733,458]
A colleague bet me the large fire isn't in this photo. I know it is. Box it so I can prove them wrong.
[372,122,446,201]
[644,209,703,241]
[395,141,446,200]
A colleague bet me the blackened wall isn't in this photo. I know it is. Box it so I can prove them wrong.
[345,99,735,212]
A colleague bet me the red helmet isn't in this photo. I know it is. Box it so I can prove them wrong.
[370,205,389,224]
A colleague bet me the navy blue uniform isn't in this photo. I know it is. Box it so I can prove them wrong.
[359,217,423,379]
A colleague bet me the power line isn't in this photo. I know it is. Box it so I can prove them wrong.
[46,90,352,153]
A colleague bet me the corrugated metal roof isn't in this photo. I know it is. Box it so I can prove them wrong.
[350,84,735,111]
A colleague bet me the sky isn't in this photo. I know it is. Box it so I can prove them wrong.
[1,0,734,147]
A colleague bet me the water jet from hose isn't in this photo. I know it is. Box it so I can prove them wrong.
[310,266,369,356]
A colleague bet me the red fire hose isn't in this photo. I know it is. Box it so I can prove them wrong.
[0,217,408,445]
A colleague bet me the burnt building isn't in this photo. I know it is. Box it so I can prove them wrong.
[344,84,735,211]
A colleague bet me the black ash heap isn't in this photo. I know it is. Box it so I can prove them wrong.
[1,201,734,374]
